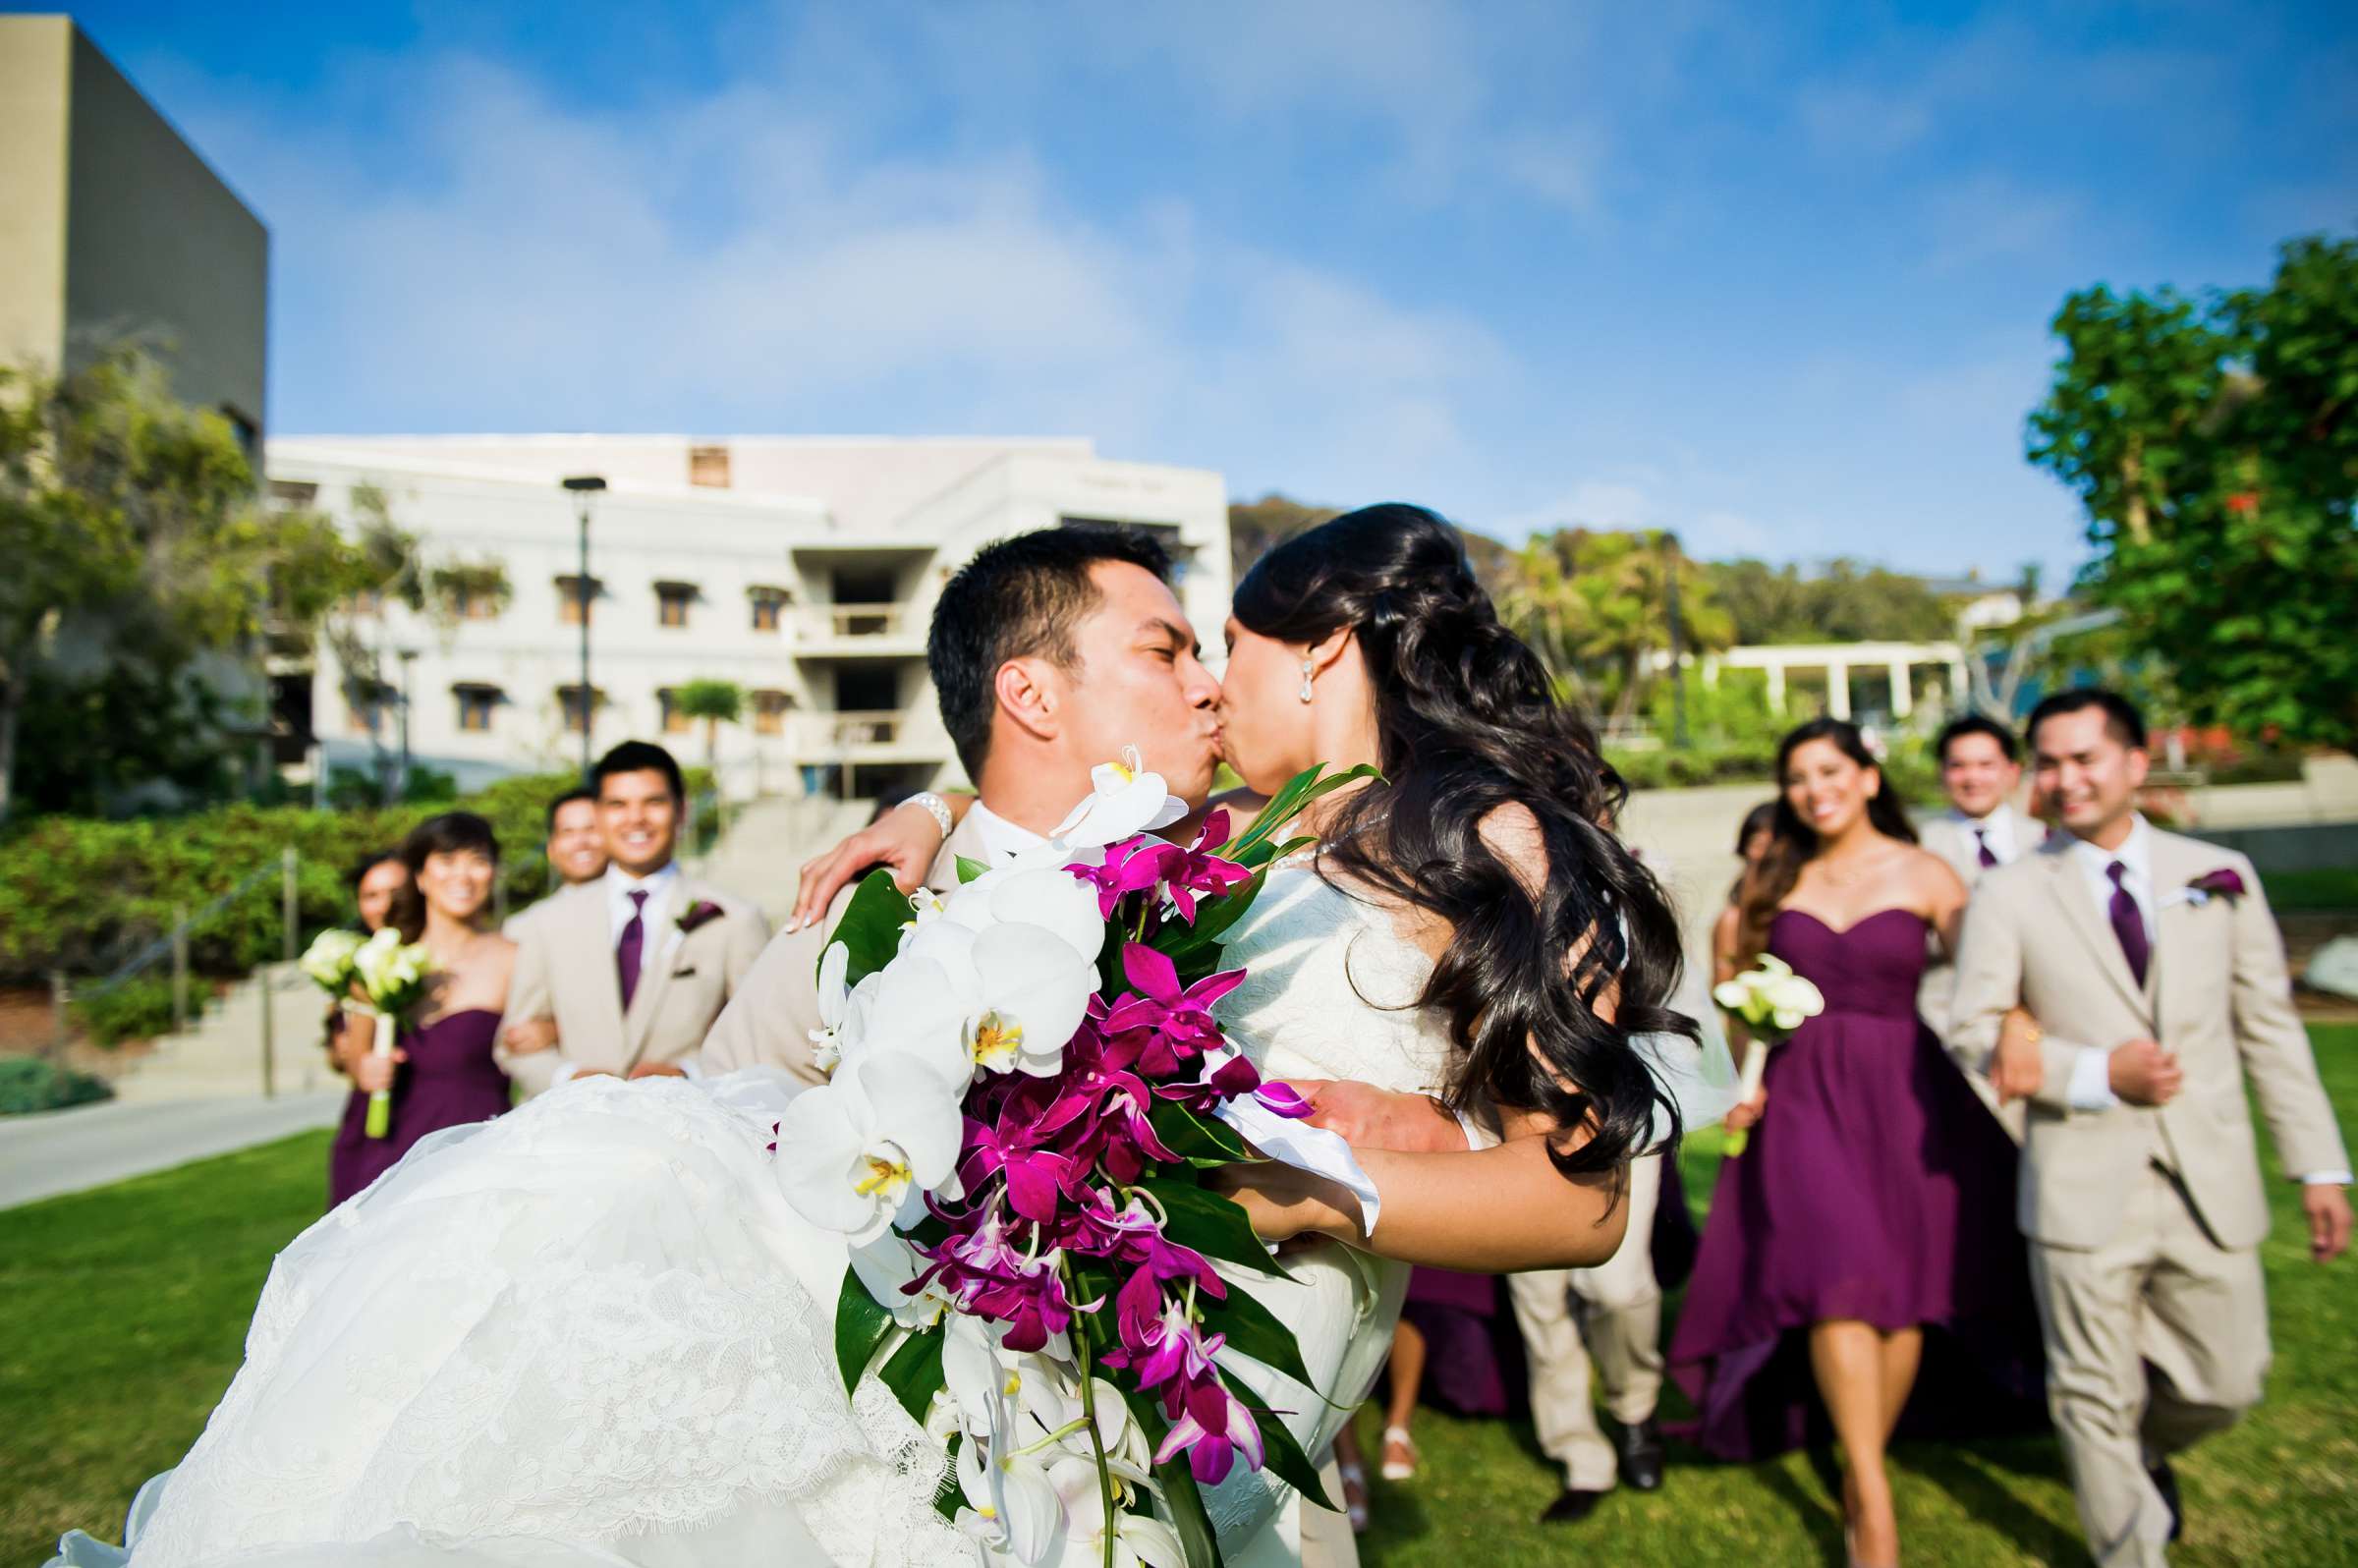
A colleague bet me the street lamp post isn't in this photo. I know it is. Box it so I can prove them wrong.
[395,647,418,800]
[1662,532,1690,751]
[562,476,607,780]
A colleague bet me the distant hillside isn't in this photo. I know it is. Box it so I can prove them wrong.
[1227,495,1517,588]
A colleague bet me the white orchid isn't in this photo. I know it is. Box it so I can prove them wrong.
[848,1233,954,1332]
[772,1049,964,1245]
[1050,746,1189,850]
[954,1416,1063,1563]
[1046,1452,1184,1568]
[810,941,858,1074]
[879,889,1099,1080]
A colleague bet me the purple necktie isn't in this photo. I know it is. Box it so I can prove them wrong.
[1974,828,1998,869]
[2106,861,2149,988]
[617,889,649,1010]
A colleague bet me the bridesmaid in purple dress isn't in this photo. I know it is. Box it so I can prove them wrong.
[328,812,518,1208]
[1672,720,2040,1568]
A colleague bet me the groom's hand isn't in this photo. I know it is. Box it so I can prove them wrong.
[2107,1038,2183,1106]
[1287,1079,1467,1152]
[2304,1185,2352,1263]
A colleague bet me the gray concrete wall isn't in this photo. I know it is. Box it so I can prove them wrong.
[0,15,73,371]
[2185,821,2358,875]
[62,24,267,436]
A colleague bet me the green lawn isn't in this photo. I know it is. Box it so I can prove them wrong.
[4,1035,2354,1567]
[2262,868,2358,915]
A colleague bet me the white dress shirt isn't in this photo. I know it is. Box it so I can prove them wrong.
[966,802,1047,863]
[2056,817,2352,1184]
[550,861,688,1088]
[1953,804,2024,868]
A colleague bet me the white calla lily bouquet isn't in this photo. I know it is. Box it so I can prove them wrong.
[347,926,437,1139]
[775,751,1377,1568]
[1712,954,1825,1156]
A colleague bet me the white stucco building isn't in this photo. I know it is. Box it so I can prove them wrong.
[267,435,1231,799]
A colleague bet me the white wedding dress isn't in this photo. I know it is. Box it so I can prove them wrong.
[52,861,1452,1568]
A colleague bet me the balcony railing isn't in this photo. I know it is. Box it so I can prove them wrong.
[803,604,909,641]
[803,710,904,750]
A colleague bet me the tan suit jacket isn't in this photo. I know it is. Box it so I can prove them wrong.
[496,873,770,1095]
[1918,802,2047,888]
[1949,827,2347,1251]
[700,812,997,1084]
[1919,803,2047,1143]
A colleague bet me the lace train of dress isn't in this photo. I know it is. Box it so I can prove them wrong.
[55,1072,961,1568]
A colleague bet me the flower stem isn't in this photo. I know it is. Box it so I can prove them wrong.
[1062,1256,1119,1568]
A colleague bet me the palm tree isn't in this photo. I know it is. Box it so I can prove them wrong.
[672,679,744,775]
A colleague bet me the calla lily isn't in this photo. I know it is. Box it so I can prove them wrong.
[773,1050,964,1244]
[1051,746,1190,850]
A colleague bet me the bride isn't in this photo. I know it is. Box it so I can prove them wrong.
[54,505,1708,1568]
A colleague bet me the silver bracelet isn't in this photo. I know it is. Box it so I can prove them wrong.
[904,791,954,839]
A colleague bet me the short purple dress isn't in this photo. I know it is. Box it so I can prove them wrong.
[327,1009,510,1207]
[1668,908,2043,1459]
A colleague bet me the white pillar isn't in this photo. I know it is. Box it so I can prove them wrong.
[1765,662,1785,712]
[1889,660,1913,718]
[1949,659,1969,713]
[1827,661,1851,720]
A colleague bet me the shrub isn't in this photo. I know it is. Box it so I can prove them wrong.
[0,1056,115,1115]
[70,974,181,1045]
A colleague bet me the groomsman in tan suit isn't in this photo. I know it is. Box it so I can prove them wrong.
[497,741,768,1094]
[1950,689,2350,1568]
[1919,713,2048,1140]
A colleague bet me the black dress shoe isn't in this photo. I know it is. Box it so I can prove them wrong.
[1613,1415,1666,1492]
[2148,1459,2182,1542]
[1541,1487,1607,1525]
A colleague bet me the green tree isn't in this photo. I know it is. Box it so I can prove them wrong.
[2028,232,2358,752]
[1498,529,1733,726]
[0,347,371,818]
[1702,557,1957,644]
[672,679,745,773]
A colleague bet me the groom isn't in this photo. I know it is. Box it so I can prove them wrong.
[1949,689,2350,1568]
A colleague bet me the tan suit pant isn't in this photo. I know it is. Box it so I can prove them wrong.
[2031,1163,2270,1568]
[1504,1153,1665,1491]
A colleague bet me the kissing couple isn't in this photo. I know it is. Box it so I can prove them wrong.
[56,505,1718,1568]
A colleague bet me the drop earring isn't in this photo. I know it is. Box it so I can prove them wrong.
[1298,656,1315,704]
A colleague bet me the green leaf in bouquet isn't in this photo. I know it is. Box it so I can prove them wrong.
[1229,1384,1338,1512]
[1147,1098,1255,1167]
[825,868,915,985]
[1157,867,1268,960]
[934,1433,965,1523]
[1137,1177,1288,1279]
[1218,763,1380,863]
[1197,1278,1315,1389]
[834,1264,896,1396]
[955,855,989,884]
[1120,1384,1226,1568]
[878,1323,946,1424]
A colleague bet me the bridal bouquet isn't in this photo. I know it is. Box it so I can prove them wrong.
[1712,953,1825,1156]
[348,927,435,1139]
[775,753,1375,1568]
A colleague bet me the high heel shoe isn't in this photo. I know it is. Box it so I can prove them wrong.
[1378,1425,1418,1482]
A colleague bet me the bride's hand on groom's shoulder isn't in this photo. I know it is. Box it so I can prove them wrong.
[789,808,940,932]
[1286,1079,1467,1153]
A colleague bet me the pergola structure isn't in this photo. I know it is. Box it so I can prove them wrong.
[1705,641,1970,722]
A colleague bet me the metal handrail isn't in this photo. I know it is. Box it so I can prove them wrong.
[79,856,286,1001]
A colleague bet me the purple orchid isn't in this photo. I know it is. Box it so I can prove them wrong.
[1153,1368,1265,1484]
[1159,811,1254,923]
[1068,834,1183,920]
[1100,945,1247,1078]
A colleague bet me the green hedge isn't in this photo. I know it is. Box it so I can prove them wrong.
[0,769,729,990]
[69,974,180,1046]
[0,1057,114,1115]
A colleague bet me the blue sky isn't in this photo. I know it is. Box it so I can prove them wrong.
[33,0,2357,579]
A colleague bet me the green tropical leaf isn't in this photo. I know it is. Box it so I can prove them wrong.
[878,1325,946,1424]
[955,855,989,884]
[834,1264,896,1396]
[1137,1177,1287,1278]
[827,868,914,984]
[1230,1384,1337,1511]
[1199,1280,1315,1389]
[1148,1099,1254,1166]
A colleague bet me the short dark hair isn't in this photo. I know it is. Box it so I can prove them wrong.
[2027,688,2148,753]
[590,740,685,803]
[928,525,1173,778]
[1935,713,2021,766]
[544,784,596,834]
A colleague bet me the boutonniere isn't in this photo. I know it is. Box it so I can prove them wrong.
[2162,868,2248,909]
[676,900,726,935]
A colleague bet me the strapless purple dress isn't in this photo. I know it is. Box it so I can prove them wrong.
[1668,908,2043,1459]
[328,1009,510,1207]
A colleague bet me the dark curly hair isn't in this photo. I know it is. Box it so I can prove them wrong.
[1232,504,1692,1192]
